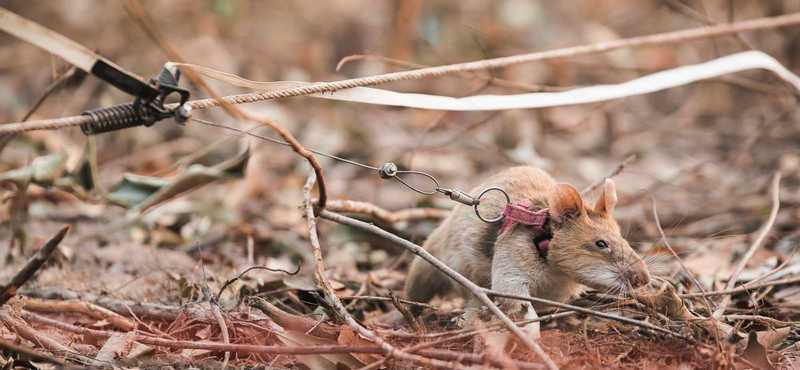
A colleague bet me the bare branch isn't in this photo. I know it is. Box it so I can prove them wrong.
[714,172,781,318]
[319,209,562,369]
[302,170,479,370]
[0,226,70,306]
[22,310,547,369]
[324,199,448,223]
[580,155,636,196]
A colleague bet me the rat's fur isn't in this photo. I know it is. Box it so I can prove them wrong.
[405,166,650,337]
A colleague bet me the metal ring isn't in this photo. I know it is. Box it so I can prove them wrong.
[474,186,510,223]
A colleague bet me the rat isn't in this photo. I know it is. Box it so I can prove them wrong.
[405,166,651,338]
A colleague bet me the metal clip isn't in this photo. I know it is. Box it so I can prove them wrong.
[443,188,479,206]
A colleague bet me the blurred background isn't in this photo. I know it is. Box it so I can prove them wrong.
[0,0,799,346]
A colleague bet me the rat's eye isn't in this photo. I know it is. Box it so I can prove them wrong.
[595,240,609,249]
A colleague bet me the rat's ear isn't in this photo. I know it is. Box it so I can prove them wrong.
[549,183,583,222]
[594,178,618,215]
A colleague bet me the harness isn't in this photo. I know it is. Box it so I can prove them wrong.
[499,200,552,259]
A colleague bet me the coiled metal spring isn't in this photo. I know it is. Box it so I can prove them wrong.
[80,102,153,135]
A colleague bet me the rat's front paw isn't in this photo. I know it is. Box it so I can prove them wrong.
[523,303,540,339]
[485,331,510,356]
[495,298,525,318]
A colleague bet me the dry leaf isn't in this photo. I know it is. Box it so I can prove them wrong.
[277,330,365,370]
[337,325,381,364]
[739,331,776,370]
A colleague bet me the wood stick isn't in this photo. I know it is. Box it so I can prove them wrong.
[0,226,69,306]
[302,171,477,370]
[9,297,136,332]
[319,209,561,370]
[22,310,545,369]
[714,172,781,318]
[0,309,71,353]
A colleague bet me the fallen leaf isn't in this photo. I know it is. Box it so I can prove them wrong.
[277,330,365,370]
[107,148,250,211]
[337,326,381,364]
[740,331,776,370]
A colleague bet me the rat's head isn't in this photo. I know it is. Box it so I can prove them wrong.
[545,179,650,293]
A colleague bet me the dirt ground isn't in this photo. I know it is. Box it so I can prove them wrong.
[1,1,800,369]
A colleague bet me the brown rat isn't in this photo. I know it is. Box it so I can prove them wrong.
[405,166,650,337]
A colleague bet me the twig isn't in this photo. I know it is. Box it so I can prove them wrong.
[124,0,328,209]
[20,289,232,322]
[197,243,230,370]
[204,285,230,369]
[22,309,547,369]
[0,308,71,353]
[664,0,756,50]
[9,11,800,133]
[0,66,83,155]
[0,226,70,305]
[8,297,136,331]
[680,274,800,298]
[302,171,479,370]
[645,190,721,347]
[0,337,81,369]
[714,172,781,318]
[721,314,793,327]
[217,263,301,299]
[324,199,448,223]
[388,290,426,335]
[580,155,636,196]
[340,295,436,309]
[319,209,561,370]
[486,291,688,339]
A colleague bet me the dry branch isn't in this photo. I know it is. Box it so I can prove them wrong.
[388,290,426,335]
[680,275,800,298]
[0,309,71,353]
[0,226,69,306]
[319,209,562,369]
[19,289,270,324]
[9,297,136,331]
[714,172,781,318]
[21,309,545,368]
[340,295,436,309]
[646,191,722,347]
[301,171,483,370]
[0,66,83,155]
[324,199,448,223]
[0,336,80,369]
[580,155,636,196]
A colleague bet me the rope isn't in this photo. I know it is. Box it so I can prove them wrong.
[4,11,800,135]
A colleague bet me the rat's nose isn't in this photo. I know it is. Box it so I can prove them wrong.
[627,270,650,289]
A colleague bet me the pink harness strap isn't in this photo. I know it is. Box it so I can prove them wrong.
[499,201,551,255]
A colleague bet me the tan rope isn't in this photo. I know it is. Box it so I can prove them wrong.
[4,11,800,135]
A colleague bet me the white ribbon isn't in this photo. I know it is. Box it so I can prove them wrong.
[169,51,800,111]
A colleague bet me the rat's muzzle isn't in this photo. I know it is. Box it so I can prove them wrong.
[626,269,651,289]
